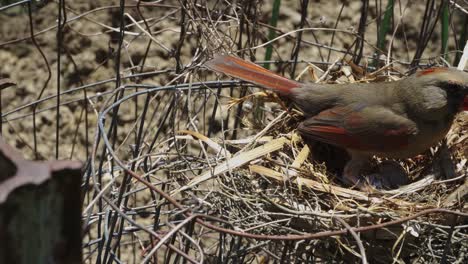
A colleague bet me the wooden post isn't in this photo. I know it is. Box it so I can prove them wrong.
[0,137,82,264]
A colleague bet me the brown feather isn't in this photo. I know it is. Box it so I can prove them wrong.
[298,105,417,153]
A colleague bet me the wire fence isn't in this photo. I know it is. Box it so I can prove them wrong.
[0,0,467,263]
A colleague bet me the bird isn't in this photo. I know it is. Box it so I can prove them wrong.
[205,54,468,190]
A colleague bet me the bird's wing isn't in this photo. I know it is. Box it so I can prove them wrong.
[298,104,418,152]
[205,55,301,94]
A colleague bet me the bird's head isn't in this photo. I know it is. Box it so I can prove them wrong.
[417,67,468,111]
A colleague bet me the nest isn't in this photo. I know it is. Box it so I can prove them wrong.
[74,57,468,263]
[145,66,468,263]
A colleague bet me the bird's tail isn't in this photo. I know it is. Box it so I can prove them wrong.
[205,55,301,94]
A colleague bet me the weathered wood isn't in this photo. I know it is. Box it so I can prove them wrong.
[0,137,82,264]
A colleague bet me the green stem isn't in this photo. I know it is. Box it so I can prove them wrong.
[441,1,449,60]
[374,0,394,67]
[264,0,281,70]
[454,14,467,65]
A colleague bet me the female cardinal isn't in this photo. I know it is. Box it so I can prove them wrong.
[206,55,468,189]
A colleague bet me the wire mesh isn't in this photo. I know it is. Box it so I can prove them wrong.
[0,0,467,263]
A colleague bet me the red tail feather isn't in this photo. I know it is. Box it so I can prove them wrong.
[205,55,301,94]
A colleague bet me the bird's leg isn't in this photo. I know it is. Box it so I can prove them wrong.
[432,140,456,180]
